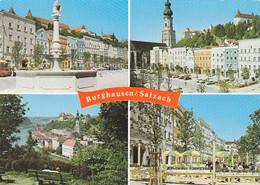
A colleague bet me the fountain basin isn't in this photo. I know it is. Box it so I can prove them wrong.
[16,70,97,93]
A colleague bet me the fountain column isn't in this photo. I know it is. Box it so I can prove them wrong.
[51,0,62,71]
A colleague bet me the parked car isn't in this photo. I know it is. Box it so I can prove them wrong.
[205,81,215,85]
[184,75,191,80]
[199,79,206,84]
[178,75,184,79]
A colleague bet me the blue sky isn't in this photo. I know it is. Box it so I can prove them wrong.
[131,0,260,42]
[0,0,128,40]
[22,95,100,117]
[179,95,260,141]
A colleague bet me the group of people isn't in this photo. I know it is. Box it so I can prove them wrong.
[206,160,258,172]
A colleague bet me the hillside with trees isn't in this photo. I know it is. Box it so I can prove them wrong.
[177,15,260,48]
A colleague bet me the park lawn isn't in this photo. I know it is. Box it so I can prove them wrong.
[49,153,72,163]
[0,172,37,185]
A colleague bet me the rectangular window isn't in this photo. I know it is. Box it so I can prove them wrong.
[24,27,27,32]
[6,46,10,53]
[9,34,12,41]
[17,25,21,31]
[24,37,27,44]
[9,23,13,28]
[30,39,33,45]
[24,48,27,54]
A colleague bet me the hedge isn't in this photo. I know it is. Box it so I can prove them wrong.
[0,159,91,180]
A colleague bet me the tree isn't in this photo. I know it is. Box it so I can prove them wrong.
[0,95,28,158]
[73,140,127,184]
[11,41,24,67]
[177,110,196,152]
[194,66,200,79]
[197,84,206,93]
[83,52,91,67]
[219,82,230,93]
[227,66,235,81]
[59,47,68,68]
[241,67,250,82]
[192,127,206,152]
[23,130,39,159]
[247,109,260,163]
[205,67,211,80]
[33,44,44,67]
[213,24,226,37]
[94,102,128,143]
[216,66,221,81]
[70,49,78,68]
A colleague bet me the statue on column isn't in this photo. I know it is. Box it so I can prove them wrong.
[53,1,62,16]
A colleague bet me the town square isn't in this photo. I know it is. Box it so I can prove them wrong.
[0,0,128,93]
[131,0,260,93]
[130,95,260,184]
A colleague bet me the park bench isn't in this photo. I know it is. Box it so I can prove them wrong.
[28,170,73,185]
[0,167,5,182]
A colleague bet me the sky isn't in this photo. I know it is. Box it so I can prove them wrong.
[0,0,128,40]
[131,0,260,42]
[22,95,100,117]
[179,95,260,141]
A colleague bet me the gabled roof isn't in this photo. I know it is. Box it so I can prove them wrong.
[53,136,67,141]
[9,7,16,15]
[130,40,167,51]
[70,25,87,32]
[235,10,254,19]
[63,139,79,147]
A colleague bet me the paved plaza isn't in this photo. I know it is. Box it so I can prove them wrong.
[0,69,128,93]
[134,70,260,93]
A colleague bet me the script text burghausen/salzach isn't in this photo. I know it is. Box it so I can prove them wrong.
[86,90,171,103]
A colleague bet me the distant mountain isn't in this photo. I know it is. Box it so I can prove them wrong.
[21,117,56,128]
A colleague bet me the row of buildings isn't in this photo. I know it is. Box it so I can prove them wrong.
[31,111,98,158]
[150,38,260,79]
[0,8,127,69]
[130,0,259,79]
[130,103,238,166]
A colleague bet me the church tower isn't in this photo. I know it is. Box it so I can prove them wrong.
[162,0,176,48]
[74,110,80,136]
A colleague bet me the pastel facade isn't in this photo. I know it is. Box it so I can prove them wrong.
[211,47,225,75]
[150,46,168,65]
[0,9,36,66]
[168,47,187,68]
[186,48,195,73]
[224,46,239,75]
[238,38,260,79]
[62,139,81,158]
[194,49,212,75]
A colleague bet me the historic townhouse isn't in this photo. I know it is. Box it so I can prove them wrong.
[238,38,260,79]
[150,46,168,65]
[0,8,36,67]
[130,104,184,166]
[211,47,225,76]
[186,48,196,73]
[168,47,187,68]
[194,49,212,75]
[224,46,239,77]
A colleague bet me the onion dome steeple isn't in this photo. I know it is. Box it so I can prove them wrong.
[163,0,173,17]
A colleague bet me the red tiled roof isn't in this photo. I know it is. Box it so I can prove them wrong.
[235,10,254,19]
[34,16,69,29]
[63,139,78,147]
[53,136,67,141]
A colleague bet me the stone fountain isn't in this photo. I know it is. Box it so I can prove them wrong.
[16,0,97,93]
